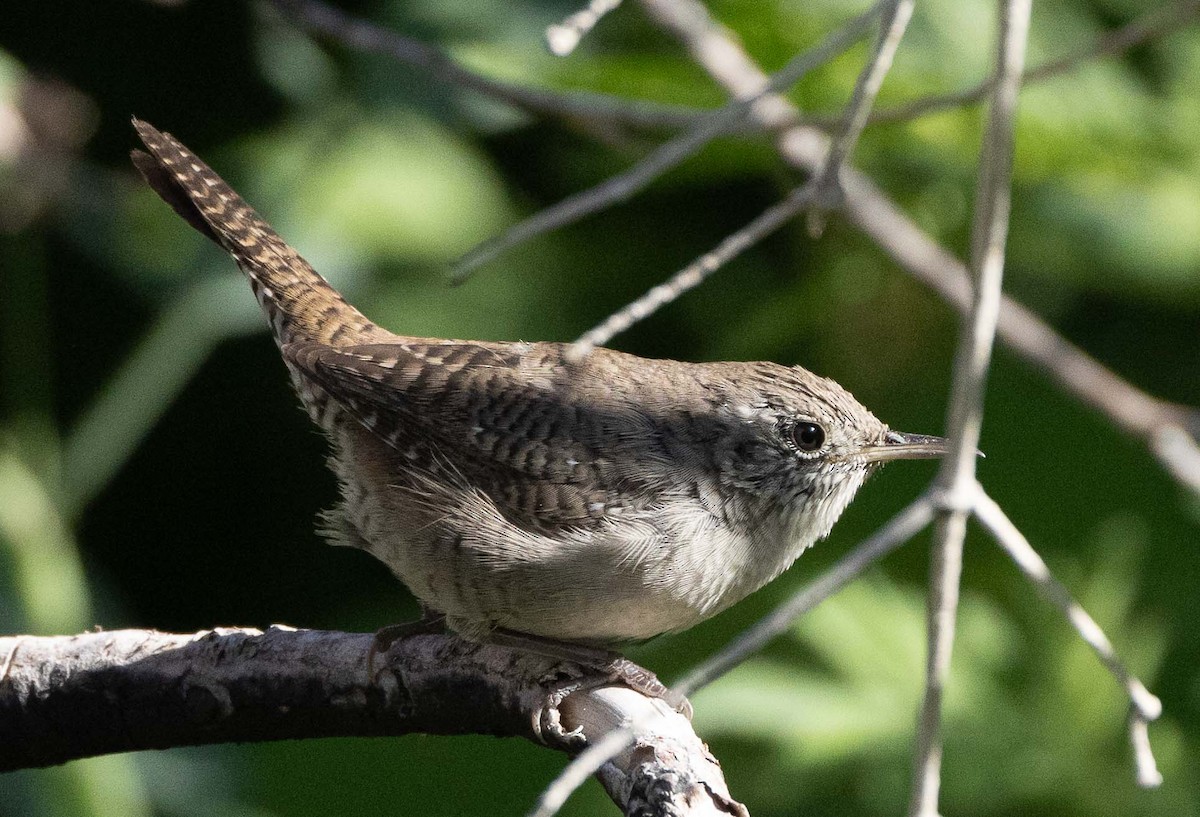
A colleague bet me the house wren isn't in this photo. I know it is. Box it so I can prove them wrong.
[131,119,947,677]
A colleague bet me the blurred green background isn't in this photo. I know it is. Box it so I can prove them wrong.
[1,0,1199,815]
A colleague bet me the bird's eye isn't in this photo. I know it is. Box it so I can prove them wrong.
[790,421,825,453]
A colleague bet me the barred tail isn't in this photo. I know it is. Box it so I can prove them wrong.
[131,118,386,347]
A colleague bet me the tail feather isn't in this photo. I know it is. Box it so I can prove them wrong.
[131,117,387,347]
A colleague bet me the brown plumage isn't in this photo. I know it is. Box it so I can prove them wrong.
[132,118,947,645]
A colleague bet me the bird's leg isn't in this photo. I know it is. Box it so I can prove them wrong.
[367,609,446,680]
[486,627,693,720]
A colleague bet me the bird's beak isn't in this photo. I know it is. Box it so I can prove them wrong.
[860,430,953,464]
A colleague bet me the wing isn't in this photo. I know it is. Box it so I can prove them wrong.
[283,339,661,529]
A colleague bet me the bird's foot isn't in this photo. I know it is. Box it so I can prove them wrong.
[599,655,692,720]
[486,628,693,720]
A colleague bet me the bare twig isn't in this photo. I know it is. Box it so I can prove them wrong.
[0,627,740,816]
[0,638,20,684]
[1129,710,1165,788]
[568,0,913,357]
[547,0,624,56]
[267,0,707,131]
[567,183,818,359]
[973,486,1163,787]
[1150,424,1200,496]
[909,3,1031,814]
[854,0,1200,128]
[569,0,913,357]
[449,0,888,282]
[637,0,789,119]
[569,0,913,358]
[972,488,1161,722]
[908,507,967,817]
[809,0,914,232]
[532,724,643,817]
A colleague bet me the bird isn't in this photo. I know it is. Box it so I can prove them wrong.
[131,118,948,705]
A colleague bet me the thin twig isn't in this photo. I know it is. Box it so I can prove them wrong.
[909,2,1031,814]
[973,486,1163,788]
[546,0,624,56]
[937,0,1026,484]
[449,0,888,282]
[0,638,20,684]
[267,0,707,131]
[531,497,936,817]
[1150,424,1200,496]
[530,725,637,817]
[907,509,968,817]
[567,183,818,359]
[809,0,914,233]
[1129,710,1165,788]
[637,0,790,119]
[972,488,1161,723]
[852,0,1200,128]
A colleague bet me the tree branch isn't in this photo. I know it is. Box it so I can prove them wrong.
[566,0,914,358]
[0,627,742,817]
[266,0,706,131]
